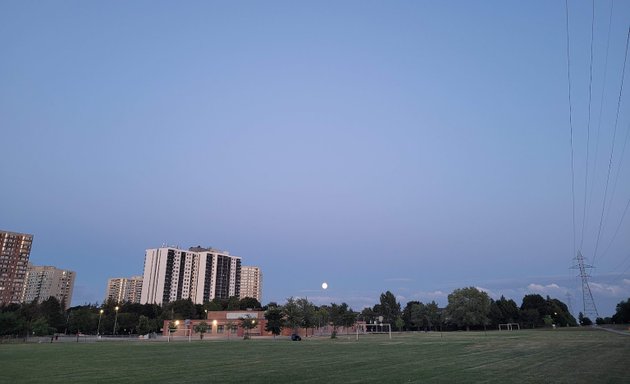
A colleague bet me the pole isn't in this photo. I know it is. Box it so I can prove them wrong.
[113,306,119,335]
[97,309,103,337]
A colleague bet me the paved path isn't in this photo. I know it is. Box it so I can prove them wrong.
[594,326,630,336]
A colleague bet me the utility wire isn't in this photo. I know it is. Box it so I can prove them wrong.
[589,0,615,222]
[617,252,630,277]
[600,123,630,262]
[603,117,630,233]
[565,0,577,258]
[593,26,630,266]
[602,193,630,262]
[579,0,596,250]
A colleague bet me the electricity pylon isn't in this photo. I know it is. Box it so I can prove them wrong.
[572,251,598,320]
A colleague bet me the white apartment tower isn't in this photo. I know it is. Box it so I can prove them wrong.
[21,264,76,310]
[140,246,242,305]
[240,266,262,302]
[105,276,143,304]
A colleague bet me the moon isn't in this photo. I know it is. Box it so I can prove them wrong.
[322,282,328,290]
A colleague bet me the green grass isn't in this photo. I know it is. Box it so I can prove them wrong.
[1,328,629,383]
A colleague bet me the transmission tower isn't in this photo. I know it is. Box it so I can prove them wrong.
[572,251,599,320]
[565,292,574,317]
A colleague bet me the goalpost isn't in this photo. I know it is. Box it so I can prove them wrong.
[498,323,520,331]
[168,328,193,342]
[356,323,392,340]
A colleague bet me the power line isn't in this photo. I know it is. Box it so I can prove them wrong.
[603,121,630,236]
[602,189,630,262]
[579,0,596,250]
[565,0,577,257]
[592,26,630,266]
[589,0,615,223]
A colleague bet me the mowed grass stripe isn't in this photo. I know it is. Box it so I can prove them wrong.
[1,329,629,383]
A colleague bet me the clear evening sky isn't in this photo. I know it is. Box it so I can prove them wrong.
[1,1,629,316]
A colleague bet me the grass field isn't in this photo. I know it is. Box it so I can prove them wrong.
[1,328,629,383]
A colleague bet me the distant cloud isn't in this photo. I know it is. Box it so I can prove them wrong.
[475,286,497,297]
[526,283,567,296]
[404,290,449,305]
[589,281,630,297]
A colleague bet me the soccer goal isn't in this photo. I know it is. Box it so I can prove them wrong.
[498,323,520,331]
[356,322,392,339]
[168,328,193,342]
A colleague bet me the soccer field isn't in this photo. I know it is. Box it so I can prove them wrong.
[1,328,628,383]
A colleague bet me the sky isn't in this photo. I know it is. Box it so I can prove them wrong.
[1,1,629,317]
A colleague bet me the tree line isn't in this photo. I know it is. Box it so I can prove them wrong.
[2,288,629,339]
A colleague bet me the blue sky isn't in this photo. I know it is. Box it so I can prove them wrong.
[1,1,629,317]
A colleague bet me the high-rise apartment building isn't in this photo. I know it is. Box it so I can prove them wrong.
[240,266,262,302]
[21,264,76,310]
[105,275,143,304]
[0,230,33,305]
[140,246,241,305]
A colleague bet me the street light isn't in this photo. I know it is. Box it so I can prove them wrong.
[113,306,119,335]
[97,309,104,336]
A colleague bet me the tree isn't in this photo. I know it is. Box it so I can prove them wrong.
[0,312,22,336]
[194,321,209,339]
[546,298,576,327]
[18,301,40,338]
[283,297,303,333]
[402,301,420,330]
[264,306,284,339]
[520,294,546,328]
[116,312,139,334]
[374,291,401,328]
[404,302,424,330]
[67,306,97,334]
[227,296,241,310]
[359,307,376,324]
[206,300,223,311]
[137,315,151,335]
[296,298,316,336]
[240,317,257,339]
[578,312,593,326]
[612,298,630,323]
[519,295,576,328]
[445,287,491,331]
[239,297,261,310]
[39,297,65,333]
[395,317,405,332]
[329,303,352,337]
[425,301,441,331]
[489,296,520,327]
[164,299,197,320]
[342,306,357,335]
[30,317,53,336]
[316,306,329,333]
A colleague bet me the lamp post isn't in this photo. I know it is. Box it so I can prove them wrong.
[113,306,119,335]
[97,309,104,336]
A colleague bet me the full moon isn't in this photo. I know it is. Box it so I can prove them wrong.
[322,282,328,290]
